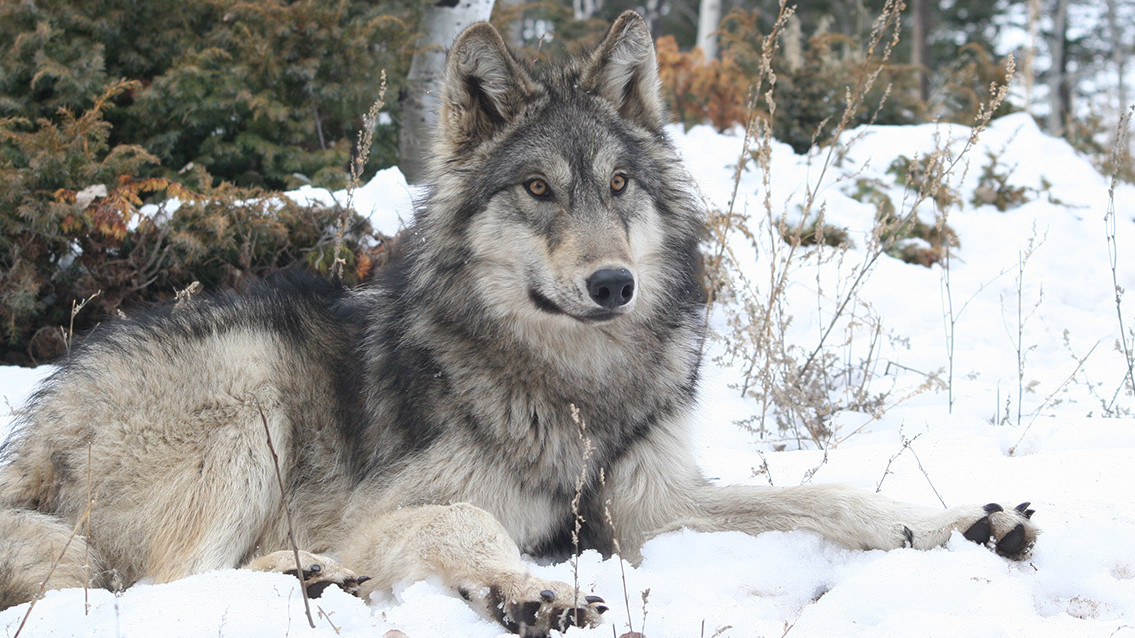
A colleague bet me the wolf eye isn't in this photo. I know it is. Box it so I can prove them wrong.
[525,178,551,199]
[610,174,628,194]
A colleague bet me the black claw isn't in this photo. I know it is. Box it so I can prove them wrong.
[1023,509,1035,520]
[540,589,557,603]
[1015,502,1035,519]
[903,525,914,548]
[963,515,993,544]
[306,581,335,598]
[983,503,1004,514]
[595,605,610,615]
[995,523,1028,557]
[585,595,605,604]
[355,575,371,585]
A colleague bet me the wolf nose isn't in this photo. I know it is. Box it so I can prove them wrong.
[587,268,635,309]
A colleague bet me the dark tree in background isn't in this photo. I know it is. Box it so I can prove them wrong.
[0,0,419,190]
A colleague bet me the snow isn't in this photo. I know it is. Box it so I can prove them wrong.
[4,114,1135,637]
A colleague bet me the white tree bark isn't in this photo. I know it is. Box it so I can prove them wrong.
[1046,0,1071,136]
[573,0,602,21]
[696,0,721,60]
[399,0,496,184]
[1106,0,1128,115]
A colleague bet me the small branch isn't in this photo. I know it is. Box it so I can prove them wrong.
[1009,340,1099,455]
[13,495,98,638]
[254,399,315,629]
[874,431,947,508]
[1105,106,1135,413]
[568,403,595,622]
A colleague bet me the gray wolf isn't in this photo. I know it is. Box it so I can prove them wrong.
[0,12,1036,637]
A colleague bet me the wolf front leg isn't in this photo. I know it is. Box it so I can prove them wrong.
[605,423,1038,560]
[336,503,606,638]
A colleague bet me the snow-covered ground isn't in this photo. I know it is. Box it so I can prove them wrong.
[3,114,1135,637]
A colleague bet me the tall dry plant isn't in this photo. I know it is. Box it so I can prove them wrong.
[705,0,1017,449]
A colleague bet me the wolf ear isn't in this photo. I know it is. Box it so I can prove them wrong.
[583,11,665,131]
[440,22,536,150]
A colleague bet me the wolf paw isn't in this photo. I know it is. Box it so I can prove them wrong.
[469,579,607,638]
[960,502,1038,559]
[245,550,371,598]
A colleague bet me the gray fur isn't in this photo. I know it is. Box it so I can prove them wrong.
[0,12,1036,636]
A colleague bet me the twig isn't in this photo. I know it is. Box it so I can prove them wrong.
[317,605,341,634]
[334,72,388,281]
[907,443,948,509]
[13,495,97,638]
[874,431,923,493]
[874,430,947,508]
[1105,106,1135,413]
[599,469,635,635]
[1009,340,1100,455]
[85,443,92,614]
[62,291,101,356]
[254,399,315,629]
[568,404,595,621]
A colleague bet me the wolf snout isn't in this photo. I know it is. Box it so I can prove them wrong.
[586,268,635,309]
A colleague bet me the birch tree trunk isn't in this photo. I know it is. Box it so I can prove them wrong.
[696,0,722,60]
[399,0,496,184]
[1046,0,1071,136]
[1106,0,1128,114]
[909,0,930,103]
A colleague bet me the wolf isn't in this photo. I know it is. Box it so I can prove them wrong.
[0,11,1036,637]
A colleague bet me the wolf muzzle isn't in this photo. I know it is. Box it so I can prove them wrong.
[586,268,635,310]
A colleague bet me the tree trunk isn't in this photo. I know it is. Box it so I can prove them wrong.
[909,0,930,103]
[1106,0,1127,115]
[399,0,496,184]
[696,0,722,60]
[1046,0,1071,136]
[573,0,601,21]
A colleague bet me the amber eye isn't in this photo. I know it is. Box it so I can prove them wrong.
[611,173,628,194]
[525,178,550,199]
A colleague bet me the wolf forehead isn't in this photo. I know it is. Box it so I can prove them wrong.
[472,97,663,187]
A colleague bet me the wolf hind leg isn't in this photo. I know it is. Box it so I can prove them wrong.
[337,503,607,638]
[0,508,108,610]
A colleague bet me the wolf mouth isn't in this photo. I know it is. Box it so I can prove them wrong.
[527,288,622,323]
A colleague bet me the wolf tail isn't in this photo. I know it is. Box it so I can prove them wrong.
[0,508,107,610]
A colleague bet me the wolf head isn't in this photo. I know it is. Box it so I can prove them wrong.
[412,12,702,338]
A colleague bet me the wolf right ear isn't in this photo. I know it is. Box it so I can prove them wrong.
[440,23,536,151]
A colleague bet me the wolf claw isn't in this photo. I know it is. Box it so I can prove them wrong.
[246,550,370,598]
[961,502,1038,559]
[487,584,607,638]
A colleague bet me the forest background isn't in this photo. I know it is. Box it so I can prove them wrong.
[1,0,1131,365]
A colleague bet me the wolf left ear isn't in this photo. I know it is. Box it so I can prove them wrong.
[583,11,665,131]
[440,22,536,151]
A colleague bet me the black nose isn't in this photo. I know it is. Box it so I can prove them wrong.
[586,268,635,309]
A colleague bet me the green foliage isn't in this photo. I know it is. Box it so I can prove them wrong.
[661,9,926,154]
[0,0,416,190]
[779,214,852,250]
[0,82,394,365]
[971,149,1032,211]
[886,155,960,211]
[851,175,957,268]
[934,43,1017,124]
